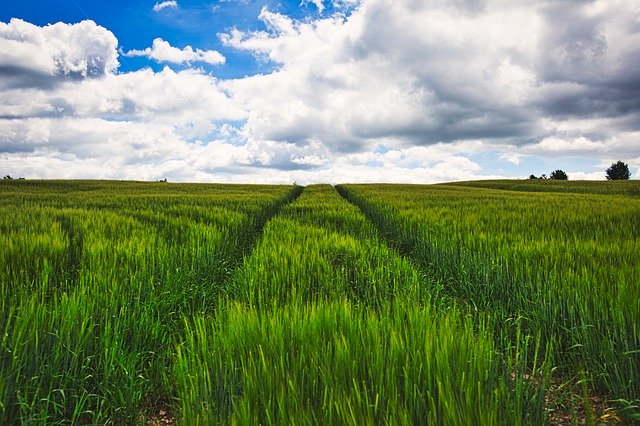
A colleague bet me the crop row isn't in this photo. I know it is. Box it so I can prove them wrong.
[338,182,640,420]
[176,184,546,424]
[0,181,300,424]
[1,179,638,424]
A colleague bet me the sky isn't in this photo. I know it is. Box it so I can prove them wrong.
[1,0,639,184]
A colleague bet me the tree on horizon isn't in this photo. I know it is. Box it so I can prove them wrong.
[550,170,568,180]
[605,161,631,180]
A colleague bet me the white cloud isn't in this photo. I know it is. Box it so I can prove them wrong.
[217,0,639,176]
[2,1,640,183]
[499,151,523,165]
[153,1,178,12]
[567,171,607,181]
[529,137,605,154]
[124,38,225,65]
[0,18,118,82]
[220,3,545,153]
[4,66,246,137]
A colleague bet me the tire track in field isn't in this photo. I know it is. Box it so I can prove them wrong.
[207,185,305,290]
[226,184,442,309]
[141,185,303,423]
[55,214,84,290]
[336,184,504,310]
[335,185,453,304]
[235,185,304,258]
[129,185,304,296]
[335,185,409,252]
[174,185,511,425]
[337,184,537,312]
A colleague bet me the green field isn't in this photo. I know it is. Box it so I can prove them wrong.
[1,180,639,424]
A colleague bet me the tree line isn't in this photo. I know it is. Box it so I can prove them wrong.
[529,160,631,181]
[2,161,634,182]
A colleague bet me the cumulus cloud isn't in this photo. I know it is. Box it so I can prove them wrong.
[153,1,178,12]
[2,0,640,182]
[217,0,640,175]
[0,19,241,181]
[0,18,118,88]
[222,3,541,151]
[0,67,245,137]
[124,38,225,65]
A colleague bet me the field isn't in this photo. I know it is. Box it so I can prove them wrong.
[1,179,639,424]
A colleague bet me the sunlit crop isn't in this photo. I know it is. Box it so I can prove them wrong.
[2,179,638,424]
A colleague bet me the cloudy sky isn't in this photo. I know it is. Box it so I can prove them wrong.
[1,0,639,183]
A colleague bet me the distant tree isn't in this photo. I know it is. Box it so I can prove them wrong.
[550,169,568,180]
[3,175,12,180]
[540,174,547,180]
[605,161,631,180]
[529,174,537,179]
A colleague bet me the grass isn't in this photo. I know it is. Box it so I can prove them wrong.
[337,181,640,422]
[1,179,638,424]
[0,180,299,423]
[176,185,546,425]
[176,300,532,425]
[447,179,640,196]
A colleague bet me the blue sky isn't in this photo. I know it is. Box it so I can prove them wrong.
[0,0,323,77]
[1,0,639,183]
